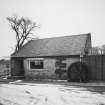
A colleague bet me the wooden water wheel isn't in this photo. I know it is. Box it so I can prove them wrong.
[67,62,89,82]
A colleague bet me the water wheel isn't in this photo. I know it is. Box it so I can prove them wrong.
[67,62,89,82]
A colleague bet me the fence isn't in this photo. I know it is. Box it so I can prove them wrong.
[84,55,105,81]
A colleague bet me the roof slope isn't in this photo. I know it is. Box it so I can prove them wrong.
[11,33,91,57]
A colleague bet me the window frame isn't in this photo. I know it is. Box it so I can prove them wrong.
[29,58,44,70]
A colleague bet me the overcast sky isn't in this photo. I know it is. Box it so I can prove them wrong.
[0,0,105,58]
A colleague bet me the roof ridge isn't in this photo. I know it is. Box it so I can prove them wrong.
[31,33,91,41]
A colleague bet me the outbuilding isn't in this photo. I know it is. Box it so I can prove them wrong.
[11,33,91,80]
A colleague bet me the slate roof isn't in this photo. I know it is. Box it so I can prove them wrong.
[11,33,91,57]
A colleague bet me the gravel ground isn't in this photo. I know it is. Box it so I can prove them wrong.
[0,80,105,105]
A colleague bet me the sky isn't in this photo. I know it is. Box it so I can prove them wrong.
[0,0,105,58]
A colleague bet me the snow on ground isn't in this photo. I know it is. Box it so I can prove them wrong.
[0,83,105,105]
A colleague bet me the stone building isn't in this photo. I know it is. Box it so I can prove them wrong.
[11,33,91,79]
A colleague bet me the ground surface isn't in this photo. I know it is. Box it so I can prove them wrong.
[0,80,105,105]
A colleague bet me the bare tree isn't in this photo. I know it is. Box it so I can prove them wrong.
[7,15,38,52]
[101,44,105,54]
[89,46,104,55]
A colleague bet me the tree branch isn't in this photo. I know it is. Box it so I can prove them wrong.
[7,15,38,52]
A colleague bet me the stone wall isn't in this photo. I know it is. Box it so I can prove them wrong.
[24,57,80,79]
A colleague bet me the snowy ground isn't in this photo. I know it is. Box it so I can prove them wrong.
[0,81,105,105]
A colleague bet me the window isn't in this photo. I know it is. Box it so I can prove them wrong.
[30,60,43,69]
